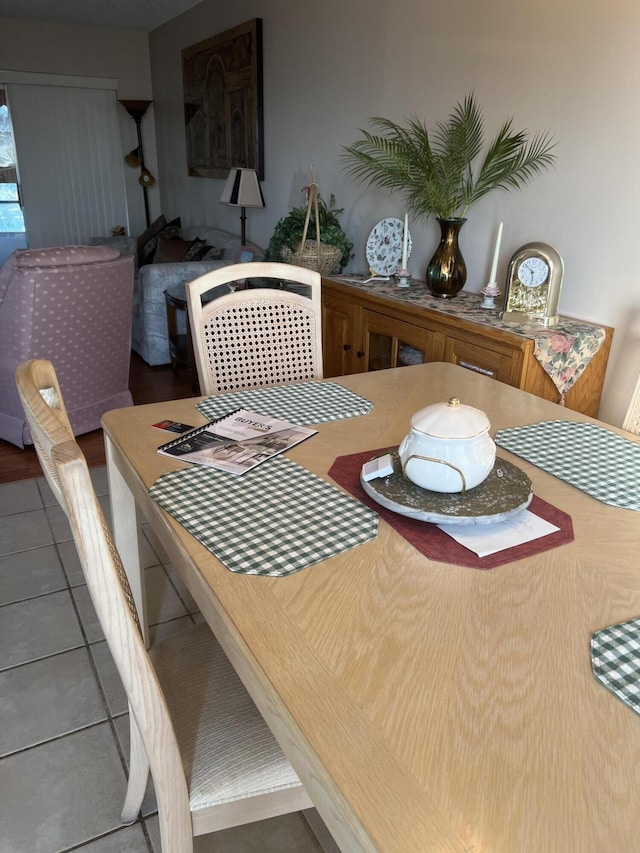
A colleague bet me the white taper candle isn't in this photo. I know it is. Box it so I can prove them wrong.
[401,213,409,269]
[488,221,503,284]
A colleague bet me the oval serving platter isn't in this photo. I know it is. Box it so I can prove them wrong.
[361,450,533,525]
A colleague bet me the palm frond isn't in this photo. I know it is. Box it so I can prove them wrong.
[342,94,557,220]
[465,121,556,209]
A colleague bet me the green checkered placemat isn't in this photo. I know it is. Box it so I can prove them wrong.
[591,618,640,716]
[149,455,378,577]
[196,381,373,425]
[495,420,640,510]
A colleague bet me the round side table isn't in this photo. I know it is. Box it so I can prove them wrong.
[164,285,198,393]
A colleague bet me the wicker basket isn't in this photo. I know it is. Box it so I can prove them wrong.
[282,174,342,275]
[282,240,342,276]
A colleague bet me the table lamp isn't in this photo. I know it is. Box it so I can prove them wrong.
[220,167,265,245]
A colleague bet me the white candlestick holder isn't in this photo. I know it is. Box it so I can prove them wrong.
[396,268,411,288]
[481,282,500,309]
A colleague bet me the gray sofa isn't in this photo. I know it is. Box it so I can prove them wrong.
[131,226,263,366]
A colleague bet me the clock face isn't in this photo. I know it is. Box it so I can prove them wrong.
[517,256,549,288]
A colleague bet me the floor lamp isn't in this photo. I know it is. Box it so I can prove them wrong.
[118,99,154,228]
[220,168,265,245]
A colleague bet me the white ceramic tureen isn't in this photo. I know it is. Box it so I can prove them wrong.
[398,397,496,493]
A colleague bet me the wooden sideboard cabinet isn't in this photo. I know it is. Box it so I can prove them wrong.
[321,277,614,417]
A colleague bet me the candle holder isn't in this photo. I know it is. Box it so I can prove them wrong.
[480,282,500,309]
[396,269,411,288]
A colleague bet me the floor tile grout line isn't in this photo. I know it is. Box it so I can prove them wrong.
[138,816,156,853]
[0,640,87,675]
[0,584,71,610]
[58,818,154,853]
[0,715,126,762]
[0,538,63,559]
[158,561,201,621]
[54,538,81,591]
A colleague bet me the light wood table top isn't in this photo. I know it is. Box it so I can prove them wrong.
[102,362,640,853]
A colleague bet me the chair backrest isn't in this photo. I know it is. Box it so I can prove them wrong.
[185,262,323,396]
[15,358,192,838]
[623,372,640,435]
[15,359,75,506]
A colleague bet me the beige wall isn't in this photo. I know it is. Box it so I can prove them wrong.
[150,0,640,425]
[1,17,158,236]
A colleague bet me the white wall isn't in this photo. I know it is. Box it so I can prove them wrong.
[0,17,159,237]
[149,0,640,425]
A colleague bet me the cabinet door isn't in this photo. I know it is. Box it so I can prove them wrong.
[443,335,518,385]
[362,310,445,372]
[322,293,365,377]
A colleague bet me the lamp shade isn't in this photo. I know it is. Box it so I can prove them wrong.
[220,168,265,209]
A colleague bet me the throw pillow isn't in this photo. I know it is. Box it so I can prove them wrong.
[137,216,183,266]
[182,239,225,262]
[203,246,226,261]
[153,235,194,264]
[137,214,166,267]
[161,216,182,239]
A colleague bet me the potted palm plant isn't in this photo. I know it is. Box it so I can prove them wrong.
[342,94,556,297]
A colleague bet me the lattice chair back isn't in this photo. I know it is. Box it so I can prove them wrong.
[623,372,640,435]
[185,262,323,395]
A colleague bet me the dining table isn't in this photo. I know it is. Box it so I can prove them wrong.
[101,361,640,853]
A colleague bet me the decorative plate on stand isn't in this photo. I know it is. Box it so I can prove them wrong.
[366,218,412,276]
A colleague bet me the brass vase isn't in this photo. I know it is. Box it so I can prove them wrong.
[426,218,467,298]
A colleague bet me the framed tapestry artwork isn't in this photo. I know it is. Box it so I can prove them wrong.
[182,18,264,180]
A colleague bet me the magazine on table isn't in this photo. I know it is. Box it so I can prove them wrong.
[156,408,317,475]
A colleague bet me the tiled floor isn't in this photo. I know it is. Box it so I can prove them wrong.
[0,469,332,853]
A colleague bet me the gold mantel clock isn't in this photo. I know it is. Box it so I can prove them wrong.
[501,242,564,327]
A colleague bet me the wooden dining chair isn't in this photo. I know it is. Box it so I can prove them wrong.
[15,359,313,851]
[185,261,323,395]
[623,371,640,435]
[14,358,75,502]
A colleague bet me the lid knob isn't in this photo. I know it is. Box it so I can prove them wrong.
[448,397,460,408]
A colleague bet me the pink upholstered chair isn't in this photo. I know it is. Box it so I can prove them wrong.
[0,245,135,447]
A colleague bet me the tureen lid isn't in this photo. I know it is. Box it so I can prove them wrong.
[409,397,491,439]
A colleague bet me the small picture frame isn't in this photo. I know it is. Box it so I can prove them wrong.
[233,247,255,287]
[234,247,254,264]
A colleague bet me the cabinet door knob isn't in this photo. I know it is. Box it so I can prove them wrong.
[357,351,365,358]
[343,343,351,351]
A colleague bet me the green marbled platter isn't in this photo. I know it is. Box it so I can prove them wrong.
[361,450,532,525]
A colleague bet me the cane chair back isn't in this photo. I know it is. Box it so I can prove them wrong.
[185,262,323,395]
[623,372,640,435]
[15,359,313,852]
